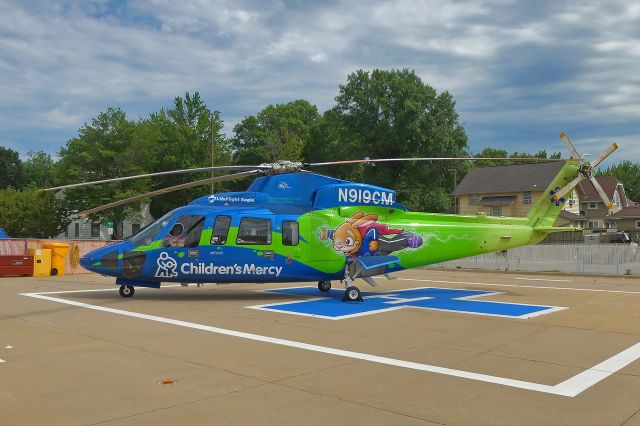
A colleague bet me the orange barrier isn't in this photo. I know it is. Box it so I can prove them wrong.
[0,239,117,275]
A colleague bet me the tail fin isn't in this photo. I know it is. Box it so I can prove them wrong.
[527,160,581,230]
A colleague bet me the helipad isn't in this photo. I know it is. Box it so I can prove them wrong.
[3,269,640,425]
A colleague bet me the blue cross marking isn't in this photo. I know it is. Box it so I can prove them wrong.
[251,287,564,320]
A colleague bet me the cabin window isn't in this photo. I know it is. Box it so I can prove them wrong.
[164,215,205,248]
[211,215,231,245]
[237,218,272,245]
[491,205,502,216]
[282,221,299,246]
[523,191,532,204]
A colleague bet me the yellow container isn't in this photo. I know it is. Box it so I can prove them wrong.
[43,243,70,276]
[29,248,52,276]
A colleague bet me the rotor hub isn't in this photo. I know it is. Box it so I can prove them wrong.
[259,161,305,175]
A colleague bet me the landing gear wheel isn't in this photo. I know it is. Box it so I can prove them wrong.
[344,286,362,302]
[318,281,331,292]
[119,285,135,298]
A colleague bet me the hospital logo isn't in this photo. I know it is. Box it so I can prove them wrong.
[155,252,178,278]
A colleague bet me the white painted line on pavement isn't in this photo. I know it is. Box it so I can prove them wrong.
[20,286,640,397]
[396,278,640,294]
[516,277,572,282]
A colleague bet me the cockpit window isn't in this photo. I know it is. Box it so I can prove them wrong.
[130,211,176,246]
[162,215,205,248]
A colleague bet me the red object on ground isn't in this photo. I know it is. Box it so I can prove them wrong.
[0,255,34,277]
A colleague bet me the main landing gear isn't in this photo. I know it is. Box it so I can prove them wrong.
[344,286,362,302]
[119,285,135,298]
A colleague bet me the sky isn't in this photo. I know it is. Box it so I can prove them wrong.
[1,0,639,166]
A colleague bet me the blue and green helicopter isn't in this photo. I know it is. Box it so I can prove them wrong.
[44,134,617,302]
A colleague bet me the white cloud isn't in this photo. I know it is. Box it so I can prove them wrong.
[0,0,637,164]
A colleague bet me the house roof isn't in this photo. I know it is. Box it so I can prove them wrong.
[576,176,621,202]
[608,206,640,219]
[453,161,565,196]
[559,210,585,221]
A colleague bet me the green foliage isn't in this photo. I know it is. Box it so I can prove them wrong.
[56,107,148,238]
[473,148,561,167]
[0,146,23,189]
[232,100,319,164]
[0,188,70,237]
[23,150,56,188]
[596,160,640,202]
[133,92,233,218]
[304,69,468,212]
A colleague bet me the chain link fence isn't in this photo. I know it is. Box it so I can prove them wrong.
[0,239,116,274]
[428,244,640,276]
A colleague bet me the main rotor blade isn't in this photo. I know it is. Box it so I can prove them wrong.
[560,132,582,160]
[588,175,614,210]
[591,143,619,168]
[552,175,585,201]
[77,170,260,217]
[41,165,269,192]
[307,157,566,167]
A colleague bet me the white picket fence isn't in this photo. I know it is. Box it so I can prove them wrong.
[428,244,640,276]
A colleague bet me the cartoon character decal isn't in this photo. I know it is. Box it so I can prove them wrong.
[320,211,423,258]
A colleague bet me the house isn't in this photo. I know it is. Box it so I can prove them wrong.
[57,203,154,240]
[575,176,628,230]
[605,205,640,241]
[453,161,582,226]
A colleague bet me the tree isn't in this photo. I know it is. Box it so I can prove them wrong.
[232,100,320,165]
[305,69,469,212]
[0,188,70,237]
[23,150,56,188]
[133,92,232,218]
[596,161,640,202]
[0,146,23,189]
[56,107,148,239]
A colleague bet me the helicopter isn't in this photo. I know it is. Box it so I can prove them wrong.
[43,134,618,302]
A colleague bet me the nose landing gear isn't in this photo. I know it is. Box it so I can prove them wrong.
[119,285,135,298]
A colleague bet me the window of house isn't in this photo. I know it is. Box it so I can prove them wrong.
[613,190,621,209]
[74,223,80,238]
[164,215,205,248]
[588,202,598,209]
[211,215,231,245]
[491,205,502,216]
[606,221,615,229]
[636,220,640,229]
[131,223,141,235]
[282,221,299,246]
[469,194,480,205]
[91,222,101,238]
[236,218,272,245]
[523,191,532,204]
[588,220,600,230]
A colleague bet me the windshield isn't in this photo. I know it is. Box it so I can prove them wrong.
[130,210,177,246]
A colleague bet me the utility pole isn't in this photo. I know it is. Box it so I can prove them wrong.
[210,110,220,194]
[449,168,458,214]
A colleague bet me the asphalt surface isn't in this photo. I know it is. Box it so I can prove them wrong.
[2,269,640,425]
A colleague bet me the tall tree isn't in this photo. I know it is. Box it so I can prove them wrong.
[23,150,56,188]
[305,69,469,212]
[0,146,23,189]
[232,100,320,165]
[0,188,70,237]
[596,160,640,202]
[56,107,148,239]
[133,92,232,218]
